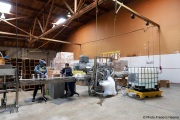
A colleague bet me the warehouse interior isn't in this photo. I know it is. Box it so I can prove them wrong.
[0,0,180,120]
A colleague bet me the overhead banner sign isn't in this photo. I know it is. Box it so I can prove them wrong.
[102,51,120,60]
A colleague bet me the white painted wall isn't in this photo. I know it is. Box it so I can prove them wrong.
[120,54,180,83]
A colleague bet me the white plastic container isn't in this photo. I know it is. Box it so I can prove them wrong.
[128,67,158,89]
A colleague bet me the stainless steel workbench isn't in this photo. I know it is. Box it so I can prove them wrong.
[19,77,76,86]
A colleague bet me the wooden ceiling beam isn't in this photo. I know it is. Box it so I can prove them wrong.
[36,18,44,33]
[32,18,37,35]
[28,0,52,40]
[0,22,70,38]
[36,0,52,17]
[77,0,84,12]
[0,16,31,22]
[10,1,40,13]
[4,0,104,32]
[0,31,81,45]
[0,40,55,50]
[36,0,95,20]
[7,3,85,31]
[0,22,49,34]
[33,0,105,42]
[0,18,36,39]
[44,0,55,32]
[84,0,109,12]
[5,11,84,29]
[63,1,75,14]
[9,1,60,20]
[35,0,67,10]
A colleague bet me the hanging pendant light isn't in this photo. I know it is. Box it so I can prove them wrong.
[1,13,5,19]
[67,12,71,18]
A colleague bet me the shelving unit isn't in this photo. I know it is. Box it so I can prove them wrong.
[10,58,23,76]
[22,59,40,91]
[5,58,40,91]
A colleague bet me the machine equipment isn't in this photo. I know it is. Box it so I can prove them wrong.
[73,56,129,96]
[0,65,19,113]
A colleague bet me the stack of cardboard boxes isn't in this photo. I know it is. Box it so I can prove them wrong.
[113,60,128,87]
[53,52,74,70]
[48,52,74,78]
[47,67,60,78]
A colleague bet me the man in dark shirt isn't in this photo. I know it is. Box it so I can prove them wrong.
[60,63,75,97]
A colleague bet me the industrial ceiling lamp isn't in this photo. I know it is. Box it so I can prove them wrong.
[131,13,135,19]
[67,12,71,18]
[146,21,149,26]
[0,13,5,19]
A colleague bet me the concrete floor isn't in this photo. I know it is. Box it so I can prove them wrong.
[0,84,180,120]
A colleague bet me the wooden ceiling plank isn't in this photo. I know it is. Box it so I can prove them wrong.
[63,1,75,14]
[44,0,55,32]
[77,0,84,12]
[2,16,30,21]
[37,0,52,17]
[36,18,44,33]
[0,31,81,45]
[33,0,105,42]
[36,0,67,10]
[0,18,36,39]
[32,18,37,35]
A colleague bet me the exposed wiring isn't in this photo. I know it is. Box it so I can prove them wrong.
[95,0,98,56]
[152,27,155,67]
[147,40,149,58]
[77,0,85,24]
[79,44,82,55]
[158,28,162,72]
[81,26,156,45]
[16,0,18,65]
[114,0,117,54]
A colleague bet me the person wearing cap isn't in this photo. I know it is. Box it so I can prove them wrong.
[32,59,47,102]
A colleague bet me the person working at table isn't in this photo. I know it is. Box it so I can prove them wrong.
[60,63,78,97]
[32,59,47,102]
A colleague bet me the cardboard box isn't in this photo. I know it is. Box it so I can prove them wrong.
[0,57,5,65]
[115,78,128,87]
[52,52,74,70]
[47,67,60,78]
[159,80,170,88]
